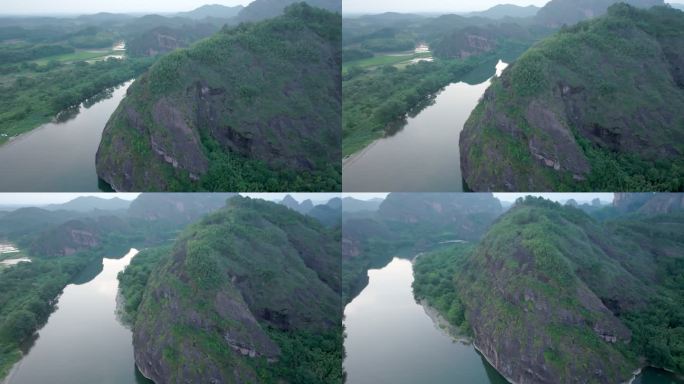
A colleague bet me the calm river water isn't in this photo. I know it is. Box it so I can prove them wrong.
[343,60,508,192]
[0,80,132,192]
[4,248,151,384]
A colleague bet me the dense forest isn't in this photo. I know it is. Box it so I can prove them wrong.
[341,193,502,303]
[411,195,684,383]
[0,193,237,381]
[341,9,549,157]
[461,4,684,191]
[119,196,343,383]
[97,4,342,192]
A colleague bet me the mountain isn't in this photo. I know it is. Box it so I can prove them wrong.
[637,193,684,214]
[417,196,684,382]
[127,193,235,224]
[467,4,540,19]
[129,197,342,383]
[44,196,131,212]
[126,23,222,57]
[236,0,341,23]
[176,4,244,19]
[28,216,130,257]
[376,193,502,240]
[96,5,341,191]
[342,193,503,302]
[341,197,383,213]
[0,207,89,240]
[279,194,312,214]
[460,5,684,191]
[535,0,664,26]
[307,197,342,227]
[672,3,684,10]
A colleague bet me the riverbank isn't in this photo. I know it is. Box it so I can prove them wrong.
[0,57,152,146]
[418,299,471,345]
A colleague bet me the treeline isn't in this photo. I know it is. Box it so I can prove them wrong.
[0,57,155,139]
[342,48,373,62]
[0,44,74,64]
[412,245,472,333]
[117,246,170,323]
[343,54,498,156]
[262,328,343,384]
[0,252,98,379]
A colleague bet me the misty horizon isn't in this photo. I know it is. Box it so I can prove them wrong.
[342,0,678,15]
[0,0,251,16]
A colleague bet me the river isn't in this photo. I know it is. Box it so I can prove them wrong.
[4,248,151,384]
[343,257,682,384]
[342,60,507,192]
[0,80,132,192]
[344,257,508,384]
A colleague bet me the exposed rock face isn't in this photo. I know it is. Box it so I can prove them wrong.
[637,193,684,214]
[455,199,648,383]
[432,24,531,59]
[132,197,341,383]
[461,5,684,191]
[613,193,655,212]
[535,0,664,27]
[97,5,341,191]
[377,193,502,239]
[126,24,223,57]
[29,216,129,257]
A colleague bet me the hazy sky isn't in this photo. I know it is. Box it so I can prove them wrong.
[344,0,549,14]
[0,193,339,206]
[344,0,676,14]
[1,0,251,15]
[0,193,139,206]
[343,193,614,204]
[241,193,340,204]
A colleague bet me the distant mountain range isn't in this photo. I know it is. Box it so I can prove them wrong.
[175,4,244,19]
[466,4,540,19]
[278,194,342,227]
[43,196,132,212]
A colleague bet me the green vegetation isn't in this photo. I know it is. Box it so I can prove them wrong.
[342,51,431,73]
[342,54,501,156]
[31,50,119,65]
[97,4,341,191]
[123,197,343,383]
[117,246,171,323]
[0,57,154,143]
[0,251,104,379]
[413,244,472,333]
[409,195,684,382]
[342,193,502,303]
[461,4,684,191]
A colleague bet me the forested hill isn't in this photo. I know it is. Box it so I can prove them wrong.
[96,4,341,191]
[535,0,664,26]
[342,193,503,303]
[460,4,684,191]
[124,197,342,383]
[236,0,340,22]
[414,196,684,383]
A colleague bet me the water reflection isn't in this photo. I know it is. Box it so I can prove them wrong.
[0,80,133,192]
[344,258,508,384]
[6,249,151,384]
[343,60,508,192]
